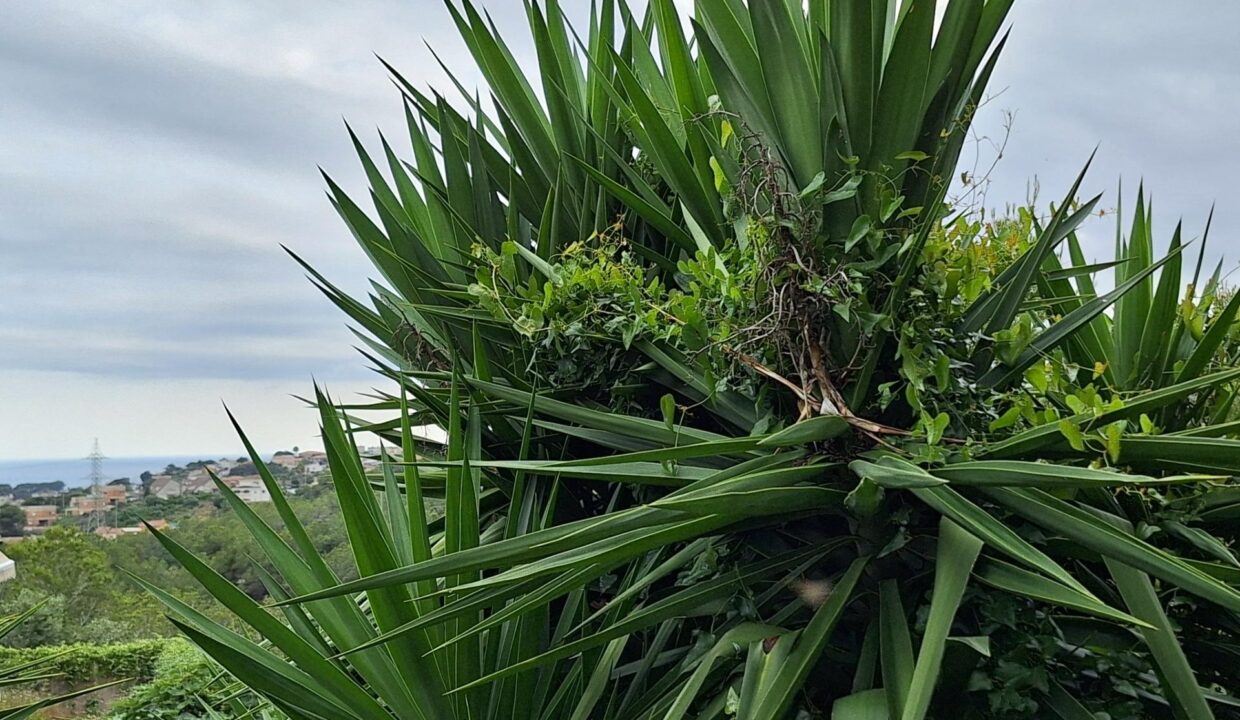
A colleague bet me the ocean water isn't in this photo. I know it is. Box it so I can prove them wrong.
[0,455,240,489]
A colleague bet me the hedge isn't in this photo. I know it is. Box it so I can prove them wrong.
[0,639,168,683]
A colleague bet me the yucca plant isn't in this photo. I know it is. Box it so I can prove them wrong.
[145,0,1240,718]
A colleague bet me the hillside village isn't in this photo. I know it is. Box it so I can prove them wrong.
[143,450,328,502]
[0,448,365,541]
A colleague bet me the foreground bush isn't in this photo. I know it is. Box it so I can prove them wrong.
[108,639,280,720]
[0,639,165,686]
[145,1,1240,718]
[0,606,124,719]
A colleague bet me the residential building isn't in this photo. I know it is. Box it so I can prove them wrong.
[181,473,214,495]
[297,450,328,474]
[269,453,300,469]
[149,476,182,499]
[0,551,13,583]
[100,484,128,506]
[23,505,58,529]
[94,526,124,540]
[94,518,170,540]
[67,495,110,517]
[232,477,271,503]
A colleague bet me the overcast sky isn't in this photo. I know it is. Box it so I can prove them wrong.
[1,1,1237,459]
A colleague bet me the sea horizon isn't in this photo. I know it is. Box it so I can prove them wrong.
[0,454,244,489]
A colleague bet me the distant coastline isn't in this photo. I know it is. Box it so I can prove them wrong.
[0,455,241,488]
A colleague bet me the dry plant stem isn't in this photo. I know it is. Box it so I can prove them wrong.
[806,329,849,416]
[729,342,967,446]
[728,345,816,406]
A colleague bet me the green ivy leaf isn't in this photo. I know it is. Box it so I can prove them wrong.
[1103,421,1124,463]
[928,412,950,446]
[1058,419,1086,451]
[660,394,676,433]
[846,216,872,251]
[822,174,863,204]
[845,478,884,518]
[798,171,826,199]
[934,354,951,390]
[880,193,906,222]
[989,405,1023,432]
[1024,364,1049,394]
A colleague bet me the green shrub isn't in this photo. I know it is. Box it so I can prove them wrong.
[107,640,216,720]
[0,640,165,684]
[107,639,284,720]
[0,606,130,719]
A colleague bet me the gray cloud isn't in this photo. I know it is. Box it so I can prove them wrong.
[970,0,1240,274]
[0,0,552,391]
[0,0,471,386]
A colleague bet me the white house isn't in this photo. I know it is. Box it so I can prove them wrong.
[0,550,14,583]
[296,451,327,472]
[149,476,182,499]
[232,477,271,504]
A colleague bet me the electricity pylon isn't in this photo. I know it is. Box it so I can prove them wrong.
[84,439,107,531]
